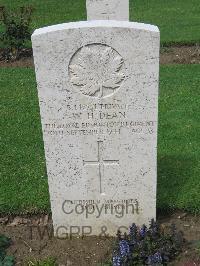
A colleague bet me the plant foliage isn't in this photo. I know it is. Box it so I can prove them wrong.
[0,235,15,266]
[0,6,34,60]
[27,257,57,266]
[112,219,184,266]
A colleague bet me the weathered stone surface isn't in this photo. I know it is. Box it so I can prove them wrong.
[32,20,160,237]
[86,0,129,21]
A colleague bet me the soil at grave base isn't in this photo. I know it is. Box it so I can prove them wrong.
[0,46,199,67]
[1,212,200,265]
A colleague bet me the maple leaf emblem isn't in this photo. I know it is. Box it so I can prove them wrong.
[69,44,125,98]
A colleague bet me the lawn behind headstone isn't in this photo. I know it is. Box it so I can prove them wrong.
[0,65,200,214]
[0,0,199,44]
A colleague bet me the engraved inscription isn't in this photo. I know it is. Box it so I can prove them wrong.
[83,141,119,194]
[69,44,125,98]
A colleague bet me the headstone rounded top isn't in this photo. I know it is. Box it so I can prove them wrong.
[32,21,159,37]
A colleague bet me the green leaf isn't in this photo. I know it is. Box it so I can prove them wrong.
[0,250,6,260]
[2,256,15,266]
[0,235,11,249]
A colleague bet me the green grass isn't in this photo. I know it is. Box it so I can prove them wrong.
[0,68,50,214]
[0,65,200,214]
[0,0,199,45]
[158,65,200,212]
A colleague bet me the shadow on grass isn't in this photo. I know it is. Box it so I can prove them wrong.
[157,154,199,214]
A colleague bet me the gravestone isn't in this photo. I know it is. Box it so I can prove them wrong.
[32,0,160,237]
[86,0,129,21]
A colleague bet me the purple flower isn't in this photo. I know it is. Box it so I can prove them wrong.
[147,252,162,265]
[129,223,137,246]
[149,219,159,236]
[119,240,130,257]
[112,255,122,266]
[139,225,147,238]
[129,223,137,237]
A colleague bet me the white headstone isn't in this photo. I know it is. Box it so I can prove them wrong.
[32,19,159,237]
[86,0,129,21]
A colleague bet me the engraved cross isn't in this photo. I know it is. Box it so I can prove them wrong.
[83,141,119,194]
